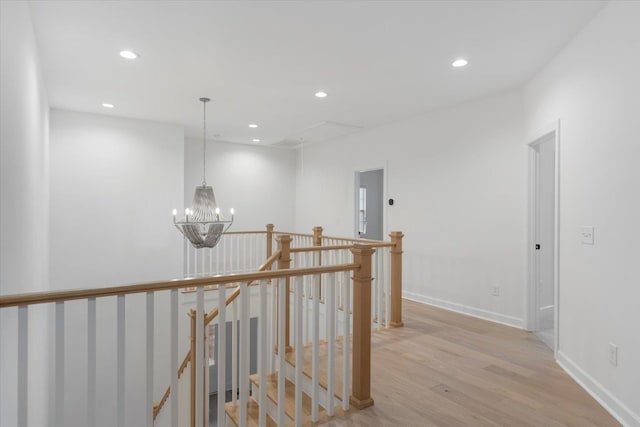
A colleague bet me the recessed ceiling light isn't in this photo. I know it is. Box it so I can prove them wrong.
[102,103,115,108]
[452,59,468,68]
[248,124,258,128]
[119,50,138,60]
[315,91,328,98]
[252,139,261,143]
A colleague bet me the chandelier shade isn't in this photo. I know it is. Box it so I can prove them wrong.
[173,97,234,248]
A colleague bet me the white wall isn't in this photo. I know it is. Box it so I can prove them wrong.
[49,110,185,426]
[524,2,640,424]
[184,138,296,232]
[296,90,526,327]
[50,110,185,288]
[0,2,51,426]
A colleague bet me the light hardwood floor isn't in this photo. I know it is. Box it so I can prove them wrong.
[328,299,619,427]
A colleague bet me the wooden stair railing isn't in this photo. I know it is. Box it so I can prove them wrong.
[152,226,404,425]
[225,242,376,426]
[152,250,282,421]
[0,224,402,427]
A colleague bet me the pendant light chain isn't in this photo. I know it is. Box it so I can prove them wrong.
[202,98,207,186]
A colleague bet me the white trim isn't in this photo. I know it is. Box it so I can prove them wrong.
[557,351,640,427]
[403,291,524,329]
[526,119,560,358]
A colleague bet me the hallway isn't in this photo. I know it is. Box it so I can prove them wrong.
[333,300,618,426]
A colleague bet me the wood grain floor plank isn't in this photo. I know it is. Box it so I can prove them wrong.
[323,300,620,427]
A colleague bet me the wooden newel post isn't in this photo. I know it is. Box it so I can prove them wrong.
[350,244,375,409]
[312,226,323,247]
[276,234,293,353]
[389,231,404,327]
[313,226,323,298]
[266,223,275,269]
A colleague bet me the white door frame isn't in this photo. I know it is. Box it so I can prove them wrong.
[526,120,560,357]
[354,165,388,240]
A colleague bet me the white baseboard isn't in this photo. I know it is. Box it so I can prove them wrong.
[557,351,640,427]
[403,291,523,329]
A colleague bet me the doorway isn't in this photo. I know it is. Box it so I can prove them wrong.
[355,169,384,240]
[528,124,559,353]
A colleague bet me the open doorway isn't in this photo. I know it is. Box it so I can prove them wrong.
[354,169,384,240]
[527,122,559,354]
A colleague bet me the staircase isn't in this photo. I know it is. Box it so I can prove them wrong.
[225,340,350,427]
[152,226,405,426]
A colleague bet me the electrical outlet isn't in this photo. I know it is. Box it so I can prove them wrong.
[609,343,618,366]
[491,286,500,296]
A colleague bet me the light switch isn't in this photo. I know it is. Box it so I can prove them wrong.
[581,226,594,245]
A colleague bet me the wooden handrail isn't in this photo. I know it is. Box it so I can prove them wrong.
[204,286,241,324]
[153,386,171,419]
[0,263,358,308]
[290,243,389,252]
[322,234,392,245]
[178,351,191,378]
[274,230,393,246]
[258,250,281,272]
[223,230,267,235]
[272,231,314,238]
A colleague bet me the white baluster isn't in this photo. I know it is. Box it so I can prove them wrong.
[304,252,310,344]
[228,235,232,272]
[145,293,154,427]
[217,284,226,427]
[327,273,336,416]
[248,234,252,271]
[240,235,244,272]
[236,235,240,273]
[249,234,253,270]
[385,247,391,328]
[332,249,338,341]
[115,296,126,427]
[182,238,189,277]
[338,249,343,310]
[277,278,286,426]
[205,322,210,425]
[185,240,190,277]
[312,273,320,422]
[17,306,28,427]
[270,278,276,372]
[195,287,205,427]
[342,272,350,411]
[216,239,220,274]
[376,249,382,330]
[87,298,96,427]
[259,280,268,427]
[232,299,238,405]
[240,282,249,426]
[170,289,179,427]
[294,276,303,427]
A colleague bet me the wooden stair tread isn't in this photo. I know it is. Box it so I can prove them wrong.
[284,341,346,401]
[250,373,347,424]
[225,400,277,427]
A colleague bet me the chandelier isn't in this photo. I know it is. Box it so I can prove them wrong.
[173,97,234,248]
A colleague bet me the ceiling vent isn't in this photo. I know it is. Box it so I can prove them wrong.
[273,120,363,148]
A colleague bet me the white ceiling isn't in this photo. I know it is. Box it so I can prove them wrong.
[29,0,604,146]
